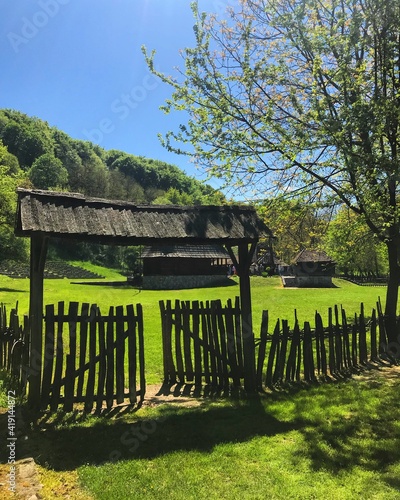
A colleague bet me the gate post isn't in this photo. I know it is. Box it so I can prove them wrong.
[28,233,48,408]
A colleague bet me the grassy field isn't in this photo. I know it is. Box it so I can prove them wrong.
[1,264,399,499]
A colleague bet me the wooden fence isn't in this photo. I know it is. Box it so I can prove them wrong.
[256,301,389,388]
[0,303,30,392]
[160,298,244,388]
[161,298,392,390]
[40,301,146,411]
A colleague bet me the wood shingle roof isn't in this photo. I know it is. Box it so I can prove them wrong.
[294,249,334,263]
[142,244,230,259]
[15,189,272,245]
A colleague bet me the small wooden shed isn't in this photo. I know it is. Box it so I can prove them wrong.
[15,188,273,401]
[142,244,230,289]
[282,249,335,287]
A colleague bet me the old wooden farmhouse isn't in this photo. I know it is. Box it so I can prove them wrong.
[281,249,335,287]
[142,244,231,289]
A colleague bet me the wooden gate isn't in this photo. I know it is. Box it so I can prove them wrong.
[160,298,244,388]
[40,301,145,411]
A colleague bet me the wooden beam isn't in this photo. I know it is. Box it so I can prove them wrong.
[238,242,257,392]
[28,233,48,408]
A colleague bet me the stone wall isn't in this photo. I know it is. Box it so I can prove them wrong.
[142,275,230,290]
[281,275,333,288]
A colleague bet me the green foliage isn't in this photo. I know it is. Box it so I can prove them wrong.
[0,142,29,261]
[28,153,69,189]
[0,108,224,267]
[0,108,222,204]
[260,199,331,264]
[144,0,400,329]
[323,207,388,276]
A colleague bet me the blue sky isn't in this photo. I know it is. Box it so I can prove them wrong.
[0,0,228,186]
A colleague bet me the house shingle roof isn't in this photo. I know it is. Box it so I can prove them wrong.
[142,244,230,259]
[15,189,272,245]
[294,249,334,263]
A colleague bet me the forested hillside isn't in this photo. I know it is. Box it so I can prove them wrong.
[0,109,225,268]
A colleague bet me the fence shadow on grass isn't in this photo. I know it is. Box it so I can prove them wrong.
[14,396,291,471]
[11,367,400,488]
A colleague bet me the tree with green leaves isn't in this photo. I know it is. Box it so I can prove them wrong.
[0,141,29,261]
[28,153,68,190]
[145,0,400,341]
[323,206,388,276]
[260,199,332,264]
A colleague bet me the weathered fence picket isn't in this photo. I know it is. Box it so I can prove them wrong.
[160,298,243,387]
[0,303,29,393]
[39,301,145,411]
[257,301,391,388]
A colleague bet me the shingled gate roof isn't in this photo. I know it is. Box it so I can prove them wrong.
[15,189,272,245]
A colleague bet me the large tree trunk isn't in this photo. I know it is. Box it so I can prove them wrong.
[384,239,400,346]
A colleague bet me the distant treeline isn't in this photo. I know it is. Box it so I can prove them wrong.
[0,109,225,269]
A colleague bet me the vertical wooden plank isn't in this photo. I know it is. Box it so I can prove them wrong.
[210,300,223,387]
[160,300,176,384]
[206,301,218,387]
[272,320,281,386]
[352,314,359,367]
[285,321,298,383]
[10,310,20,380]
[51,301,64,411]
[359,303,368,365]
[265,319,280,388]
[341,308,351,370]
[377,298,387,356]
[294,318,302,382]
[303,321,315,382]
[234,296,243,378]
[200,302,211,385]
[238,242,256,392]
[41,304,55,409]
[96,315,107,410]
[77,303,90,400]
[28,234,48,408]
[105,306,115,410]
[21,315,30,395]
[256,310,268,389]
[314,312,321,375]
[225,299,240,387]
[174,300,184,383]
[276,319,289,384]
[137,304,146,403]
[334,305,343,373]
[182,301,194,382]
[85,304,98,412]
[192,301,202,387]
[328,308,336,376]
[160,300,172,383]
[115,305,125,404]
[64,301,79,412]
[215,299,229,389]
[126,304,137,405]
[370,309,378,361]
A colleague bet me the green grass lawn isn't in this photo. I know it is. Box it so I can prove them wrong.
[5,368,400,499]
[1,265,399,499]
[0,264,389,385]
